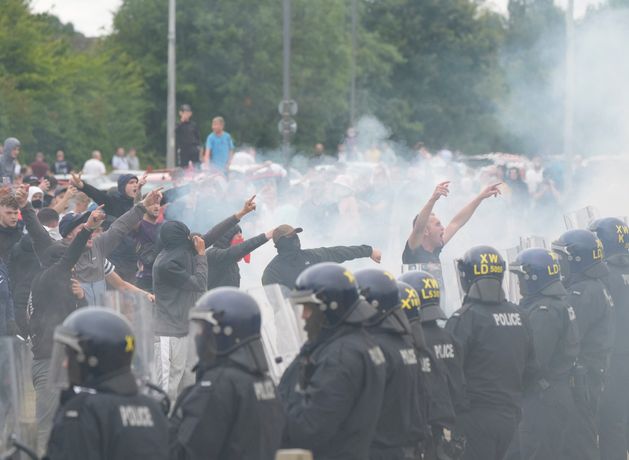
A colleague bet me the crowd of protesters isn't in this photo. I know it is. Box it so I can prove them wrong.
[0,115,616,458]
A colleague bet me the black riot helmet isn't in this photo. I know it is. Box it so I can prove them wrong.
[355,269,400,320]
[290,262,375,328]
[190,287,269,374]
[397,280,421,322]
[457,245,506,303]
[52,307,135,386]
[589,217,629,260]
[399,270,447,322]
[509,248,567,298]
[552,229,608,280]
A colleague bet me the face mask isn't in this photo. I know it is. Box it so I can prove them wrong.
[276,235,301,252]
[304,307,326,342]
[31,199,43,209]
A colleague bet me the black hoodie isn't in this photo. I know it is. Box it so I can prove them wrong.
[153,221,208,337]
[30,228,91,359]
[9,234,40,335]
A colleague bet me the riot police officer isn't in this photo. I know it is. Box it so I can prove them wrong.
[45,307,169,460]
[169,287,285,460]
[397,278,461,460]
[507,248,579,460]
[553,229,614,460]
[590,218,629,460]
[445,245,536,460]
[355,268,425,459]
[278,262,386,460]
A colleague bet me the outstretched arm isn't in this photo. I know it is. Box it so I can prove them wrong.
[407,181,450,250]
[202,195,257,246]
[443,183,501,245]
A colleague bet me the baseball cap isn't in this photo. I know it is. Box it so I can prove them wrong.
[59,211,91,238]
[272,224,303,244]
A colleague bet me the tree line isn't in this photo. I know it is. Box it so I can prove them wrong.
[1,0,627,168]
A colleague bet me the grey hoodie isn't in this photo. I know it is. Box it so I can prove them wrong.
[0,138,20,182]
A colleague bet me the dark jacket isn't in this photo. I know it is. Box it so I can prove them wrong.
[566,274,614,376]
[175,120,201,166]
[152,222,208,337]
[45,370,169,460]
[262,244,373,288]
[133,220,161,283]
[30,228,91,360]
[421,320,466,416]
[278,324,386,460]
[169,360,284,460]
[518,294,579,383]
[368,316,425,459]
[445,298,537,417]
[206,233,268,290]
[9,234,40,336]
[603,258,629,355]
[0,222,23,262]
[80,175,136,219]
[0,259,15,336]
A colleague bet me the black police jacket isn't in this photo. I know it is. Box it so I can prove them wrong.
[45,370,168,460]
[368,317,425,459]
[169,361,284,460]
[518,294,579,383]
[445,298,537,417]
[604,259,629,355]
[261,245,373,288]
[278,324,386,460]
[422,320,466,416]
[566,274,614,374]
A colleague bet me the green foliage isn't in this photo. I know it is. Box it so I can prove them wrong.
[0,0,147,168]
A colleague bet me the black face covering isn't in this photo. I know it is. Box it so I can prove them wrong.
[31,199,43,209]
[194,322,218,366]
[276,235,301,253]
[304,306,326,342]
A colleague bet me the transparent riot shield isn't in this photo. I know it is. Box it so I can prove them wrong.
[505,246,522,304]
[101,291,155,384]
[519,236,548,250]
[564,206,600,230]
[247,284,305,383]
[0,337,37,460]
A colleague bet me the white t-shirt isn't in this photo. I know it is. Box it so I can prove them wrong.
[82,159,107,176]
[112,155,129,170]
[525,167,544,194]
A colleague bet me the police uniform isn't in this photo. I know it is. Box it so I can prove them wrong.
[563,275,614,460]
[368,314,425,459]
[445,245,536,460]
[598,258,629,460]
[514,293,579,460]
[169,287,285,460]
[279,323,386,460]
[169,361,284,460]
[45,370,169,460]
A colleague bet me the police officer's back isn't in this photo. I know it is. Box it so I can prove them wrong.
[552,229,614,460]
[507,248,579,460]
[278,263,386,460]
[445,245,536,460]
[397,278,460,460]
[45,307,168,460]
[169,288,284,460]
[590,218,629,460]
[355,269,425,459]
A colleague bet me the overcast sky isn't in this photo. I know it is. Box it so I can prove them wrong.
[31,0,605,37]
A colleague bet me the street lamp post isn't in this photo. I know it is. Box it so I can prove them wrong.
[166,0,176,168]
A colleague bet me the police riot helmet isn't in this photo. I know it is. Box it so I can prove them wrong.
[509,248,567,298]
[397,280,421,322]
[399,270,447,322]
[589,217,629,260]
[552,229,607,279]
[191,288,261,356]
[290,262,375,328]
[355,269,400,319]
[52,307,135,386]
[456,245,506,303]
